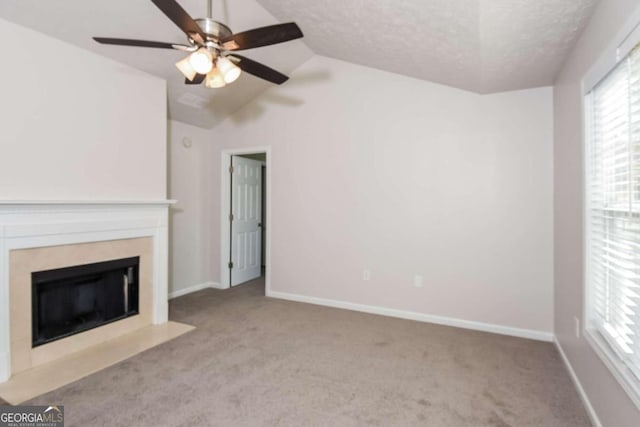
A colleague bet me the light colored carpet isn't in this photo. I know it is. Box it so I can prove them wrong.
[21,277,589,426]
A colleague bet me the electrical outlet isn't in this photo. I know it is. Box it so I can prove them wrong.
[574,316,581,339]
[363,270,371,281]
[414,274,423,288]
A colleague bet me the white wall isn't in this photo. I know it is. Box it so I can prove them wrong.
[554,0,640,425]
[208,56,554,336]
[168,120,219,295]
[0,19,166,200]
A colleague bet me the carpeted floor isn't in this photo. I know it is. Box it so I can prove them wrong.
[19,277,589,426]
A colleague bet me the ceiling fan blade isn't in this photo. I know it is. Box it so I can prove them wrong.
[185,73,206,85]
[228,55,289,85]
[93,37,190,50]
[221,23,303,51]
[151,0,207,44]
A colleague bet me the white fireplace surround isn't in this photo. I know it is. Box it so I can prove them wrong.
[0,200,175,382]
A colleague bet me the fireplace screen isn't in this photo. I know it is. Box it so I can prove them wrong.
[31,257,140,347]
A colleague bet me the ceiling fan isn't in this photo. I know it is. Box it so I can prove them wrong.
[93,0,303,88]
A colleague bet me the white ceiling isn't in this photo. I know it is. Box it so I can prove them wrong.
[256,0,599,93]
[0,0,313,129]
[0,0,598,128]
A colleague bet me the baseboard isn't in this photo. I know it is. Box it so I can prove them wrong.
[554,338,602,427]
[267,291,553,342]
[169,281,222,299]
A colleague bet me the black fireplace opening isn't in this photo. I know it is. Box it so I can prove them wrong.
[32,257,140,347]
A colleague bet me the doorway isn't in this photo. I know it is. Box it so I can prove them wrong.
[220,147,271,294]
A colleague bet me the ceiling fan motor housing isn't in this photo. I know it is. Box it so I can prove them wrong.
[195,18,232,42]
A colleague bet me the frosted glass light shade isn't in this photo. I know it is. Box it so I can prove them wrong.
[205,68,226,88]
[217,56,241,84]
[189,48,213,74]
[176,56,197,81]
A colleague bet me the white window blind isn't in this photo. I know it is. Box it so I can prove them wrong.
[587,44,640,382]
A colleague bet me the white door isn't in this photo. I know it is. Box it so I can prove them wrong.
[230,156,263,286]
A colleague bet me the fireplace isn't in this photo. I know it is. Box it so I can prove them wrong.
[31,257,140,347]
[0,202,172,383]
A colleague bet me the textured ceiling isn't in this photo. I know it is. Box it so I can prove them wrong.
[256,0,599,93]
[0,0,313,128]
[0,1,599,129]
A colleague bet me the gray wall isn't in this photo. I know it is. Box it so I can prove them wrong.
[214,55,554,336]
[554,0,640,425]
[0,18,167,200]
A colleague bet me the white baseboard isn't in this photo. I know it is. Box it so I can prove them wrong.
[267,290,553,342]
[209,282,227,290]
[169,281,222,299]
[554,338,602,427]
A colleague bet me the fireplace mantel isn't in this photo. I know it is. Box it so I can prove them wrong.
[0,200,175,382]
[0,200,176,205]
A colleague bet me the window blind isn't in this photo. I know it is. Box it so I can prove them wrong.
[588,44,640,381]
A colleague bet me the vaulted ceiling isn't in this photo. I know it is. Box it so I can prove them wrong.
[257,0,599,93]
[0,0,598,128]
[0,0,313,129]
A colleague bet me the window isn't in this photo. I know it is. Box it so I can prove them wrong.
[586,44,640,391]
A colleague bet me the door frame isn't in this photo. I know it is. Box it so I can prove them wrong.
[220,146,271,294]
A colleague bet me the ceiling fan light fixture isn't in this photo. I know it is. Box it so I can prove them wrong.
[93,0,303,87]
[189,48,214,74]
[176,56,197,81]
[217,56,242,84]
[205,68,227,88]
